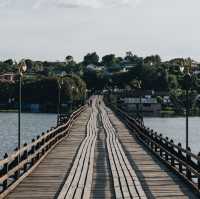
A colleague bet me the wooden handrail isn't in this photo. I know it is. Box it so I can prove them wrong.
[110,104,200,193]
[0,105,86,195]
[114,105,200,161]
[0,106,84,166]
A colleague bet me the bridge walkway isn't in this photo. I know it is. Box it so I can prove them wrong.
[2,96,199,199]
[90,117,115,198]
[6,109,90,199]
[107,108,198,199]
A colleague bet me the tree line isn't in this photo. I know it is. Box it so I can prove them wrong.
[1,51,200,112]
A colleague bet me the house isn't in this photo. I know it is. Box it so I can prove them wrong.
[191,60,200,69]
[34,61,44,72]
[163,96,171,104]
[120,65,135,73]
[86,64,104,71]
[121,96,161,116]
[0,73,16,83]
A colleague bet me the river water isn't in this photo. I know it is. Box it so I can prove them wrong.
[0,113,57,159]
[0,113,199,159]
[144,117,200,155]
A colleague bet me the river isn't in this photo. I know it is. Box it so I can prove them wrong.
[0,113,199,159]
[0,113,57,159]
[144,117,200,155]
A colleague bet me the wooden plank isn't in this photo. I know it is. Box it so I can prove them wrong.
[99,101,145,199]
[58,96,98,199]
[108,107,199,199]
[5,110,90,199]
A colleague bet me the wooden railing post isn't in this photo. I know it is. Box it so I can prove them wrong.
[170,140,175,167]
[22,143,28,172]
[154,132,158,152]
[198,152,200,190]
[31,139,35,166]
[36,135,40,161]
[14,148,20,180]
[41,133,45,155]
[159,134,163,158]
[165,137,169,162]
[2,153,8,191]
[178,143,183,173]
[186,147,192,180]
[150,130,154,149]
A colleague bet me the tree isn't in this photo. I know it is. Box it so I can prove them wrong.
[126,51,134,58]
[0,82,15,102]
[124,54,143,66]
[168,74,178,89]
[128,79,142,89]
[65,55,74,64]
[83,52,99,65]
[144,55,161,64]
[70,75,87,101]
[3,59,13,65]
[25,59,34,72]
[102,54,117,67]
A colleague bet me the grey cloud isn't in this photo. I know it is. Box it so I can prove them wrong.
[0,0,142,9]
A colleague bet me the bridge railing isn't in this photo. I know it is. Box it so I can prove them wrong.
[0,105,86,197]
[111,105,200,193]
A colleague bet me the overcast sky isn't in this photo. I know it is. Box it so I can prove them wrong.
[0,0,200,62]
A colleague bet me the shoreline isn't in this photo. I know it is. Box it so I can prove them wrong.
[0,110,57,114]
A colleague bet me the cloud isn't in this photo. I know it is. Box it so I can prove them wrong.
[0,0,142,9]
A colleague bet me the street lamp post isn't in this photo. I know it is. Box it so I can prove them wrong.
[137,80,143,124]
[184,73,191,149]
[18,59,27,150]
[186,85,189,149]
[71,86,75,112]
[57,76,64,125]
[57,80,61,125]
[180,59,192,149]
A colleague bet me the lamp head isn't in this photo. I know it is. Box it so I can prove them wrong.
[180,65,185,73]
[18,59,27,75]
[137,80,142,89]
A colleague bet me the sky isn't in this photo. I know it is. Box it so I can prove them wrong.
[0,0,200,62]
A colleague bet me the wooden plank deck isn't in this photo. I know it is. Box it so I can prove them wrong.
[58,97,98,199]
[107,108,199,199]
[100,103,146,199]
[5,109,90,199]
[57,96,146,199]
[90,123,115,199]
[2,95,199,199]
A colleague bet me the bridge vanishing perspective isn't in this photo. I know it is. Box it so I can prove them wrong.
[0,96,199,199]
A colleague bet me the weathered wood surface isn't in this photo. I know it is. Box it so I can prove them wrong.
[58,96,147,199]
[100,102,147,199]
[58,97,98,199]
[5,109,90,199]
[90,122,115,199]
[107,108,199,199]
[2,95,199,199]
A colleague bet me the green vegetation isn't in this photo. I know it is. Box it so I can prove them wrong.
[1,52,200,114]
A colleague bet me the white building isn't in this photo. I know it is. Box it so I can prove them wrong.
[86,64,104,71]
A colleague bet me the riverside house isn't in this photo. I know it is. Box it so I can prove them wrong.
[0,73,16,83]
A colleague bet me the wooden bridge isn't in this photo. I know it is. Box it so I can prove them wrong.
[0,96,200,199]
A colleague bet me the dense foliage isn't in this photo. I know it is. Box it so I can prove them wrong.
[1,52,200,113]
